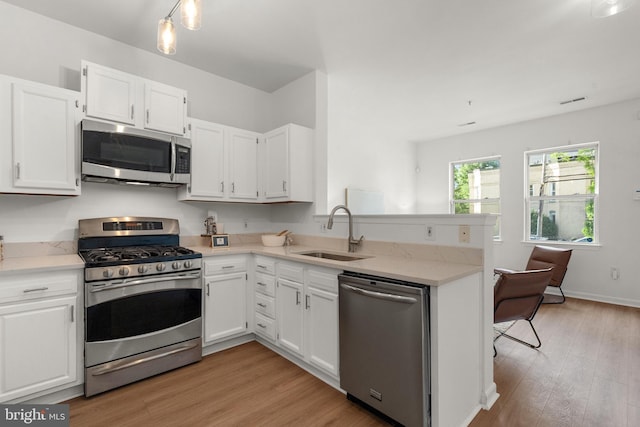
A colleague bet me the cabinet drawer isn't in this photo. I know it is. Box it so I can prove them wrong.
[254,312,276,341]
[255,293,275,318]
[0,270,79,304]
[254,256,276,275]
[278,262,304,283]
[204,256,246,275]
[255,272,275,297]
[306,268,339,293]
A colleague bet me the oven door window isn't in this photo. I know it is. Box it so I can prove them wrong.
[86,289,201,342]
[82,130,172,173]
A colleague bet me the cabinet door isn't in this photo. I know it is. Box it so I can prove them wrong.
[204,272,247,343]
[306,286,339,376]
[11,82,80,194]
[276,278,304,356]
[84,63,136,124]
[263,127,289,199]
[144,81,186,135]
[228,128,259,200]
[185,119,225,199]
[0,296,77,401]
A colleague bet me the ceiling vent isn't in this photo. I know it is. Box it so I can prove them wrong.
[559,96,587,105]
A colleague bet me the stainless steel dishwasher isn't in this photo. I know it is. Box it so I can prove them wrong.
[339,271,430,427]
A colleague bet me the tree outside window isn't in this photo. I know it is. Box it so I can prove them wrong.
[525,143,598,243]
[451,157,501,239]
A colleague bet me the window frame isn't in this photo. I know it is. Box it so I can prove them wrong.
[449,155,501,240]
[523,142,599,245]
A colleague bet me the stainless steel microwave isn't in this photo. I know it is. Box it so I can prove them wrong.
[81,119,191,187]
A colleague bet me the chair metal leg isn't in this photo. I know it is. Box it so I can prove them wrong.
[542,287,565,304]
[494,320,542,350]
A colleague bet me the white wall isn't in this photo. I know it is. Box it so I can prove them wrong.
[416,97,640,306]
[326,73,418,214]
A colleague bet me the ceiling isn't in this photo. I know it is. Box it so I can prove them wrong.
[5,0,640,141]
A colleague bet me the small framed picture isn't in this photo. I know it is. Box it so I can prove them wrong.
[212,234,229,247]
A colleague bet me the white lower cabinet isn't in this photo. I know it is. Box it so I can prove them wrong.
[203,256,249,344]
[0,270,80,403]
[275,260,340,378]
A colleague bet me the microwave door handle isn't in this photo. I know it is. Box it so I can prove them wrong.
[170,141,176,182]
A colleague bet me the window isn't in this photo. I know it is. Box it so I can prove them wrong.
[450,157,501,239]
[525,143,598,244]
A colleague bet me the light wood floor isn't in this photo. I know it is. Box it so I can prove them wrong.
[66,297,640,427]
[471,297,640,427]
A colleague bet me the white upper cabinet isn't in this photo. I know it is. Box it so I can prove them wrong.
[0,75,81,195]
[83,62,136,125]
[262,124,313,202]
[178,122,259,202]
[144,81,187,135]
[178,119,225,200]
[228,127,259,201]
[81,61,187,135]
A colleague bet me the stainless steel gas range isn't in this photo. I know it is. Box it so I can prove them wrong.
[78,216,203,397]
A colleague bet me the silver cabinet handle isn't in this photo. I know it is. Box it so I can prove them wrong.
[257,302,267,308]
[257,282,267,287]
[257,264,268,269]
[296,290,301,305]
[231,182,235,193]
[283,180,287,192]
[146,109,150,123]
[15,163,20,180]
[206,283,210,296]
[222,265,234,269]
[131,105,134,120]
[23,287,48,293]
[340,283,417,304]
[305,295,310,309]
[220,181,224,192]
[70,305,74,323]
[257,323,267,329]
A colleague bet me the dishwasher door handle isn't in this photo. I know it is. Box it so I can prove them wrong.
[340,283,417,304]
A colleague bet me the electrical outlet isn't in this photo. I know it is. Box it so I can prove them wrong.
[611,267,620,280]
[320,223,327,233]
[243,219,248,229]
[425,224,435,240]
[458,225,470,243]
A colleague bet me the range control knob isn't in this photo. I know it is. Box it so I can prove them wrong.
[156,263,166,272]
[103,269,114,278]
[138,265,149,274]
[172,261,181,270]
[184,260,193,269]
[119,267,129,276]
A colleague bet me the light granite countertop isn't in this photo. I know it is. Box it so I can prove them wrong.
[0,254,84,276]
[0,241,482,287]
[190,243,482,286]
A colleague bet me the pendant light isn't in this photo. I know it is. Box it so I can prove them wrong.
[591,0,636,17]
[181,0,202,30]
[157,0,203,55]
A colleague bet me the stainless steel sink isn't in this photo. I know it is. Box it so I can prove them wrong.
[296,251,370,262]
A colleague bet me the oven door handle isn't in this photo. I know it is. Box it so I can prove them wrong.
[89,271,201,293]
[90,341,200,376]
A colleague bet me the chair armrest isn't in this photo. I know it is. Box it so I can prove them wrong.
[494,267,517,275]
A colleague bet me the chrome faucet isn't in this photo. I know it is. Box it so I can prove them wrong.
[327,205,364,252]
